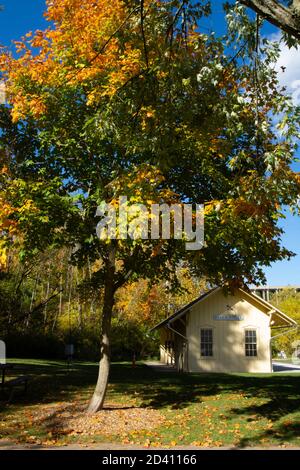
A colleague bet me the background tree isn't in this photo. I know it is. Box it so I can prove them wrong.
[0,246,206,361]
[270,289,300,355]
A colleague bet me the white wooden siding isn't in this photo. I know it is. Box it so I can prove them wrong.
[186,290,272,373]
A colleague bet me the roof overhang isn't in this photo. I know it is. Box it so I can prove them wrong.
[151,286,298,332]
[150,287,221,332]
[239,288,298,328]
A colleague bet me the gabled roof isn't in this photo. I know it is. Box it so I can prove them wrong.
[240,288,298,327]
[151,286,298,331]
[151,287,220,331]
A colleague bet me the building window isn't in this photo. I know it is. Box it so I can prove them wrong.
[245,329,257,357]
[200,328,213,357]
[165,340,174,353]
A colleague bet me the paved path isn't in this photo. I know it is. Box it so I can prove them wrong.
[145,361,177,373]
[1,439,300,450]
[146,361,300,374]
[273,362,300,373]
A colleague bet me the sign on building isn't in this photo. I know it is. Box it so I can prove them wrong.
[213,314,244,321]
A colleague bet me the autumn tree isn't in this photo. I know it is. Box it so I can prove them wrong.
[115,266,207,328]
[270,289,300,355]
[1,0,300,412]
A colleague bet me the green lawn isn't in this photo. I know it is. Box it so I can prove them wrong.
[1,359,300,448]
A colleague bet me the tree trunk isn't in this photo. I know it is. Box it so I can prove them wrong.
[240,0,300,40]
[87,244,116,413]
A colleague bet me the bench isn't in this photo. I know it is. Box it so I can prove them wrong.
[1,375,29,401]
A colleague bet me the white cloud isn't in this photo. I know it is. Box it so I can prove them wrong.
[269,33,300,105]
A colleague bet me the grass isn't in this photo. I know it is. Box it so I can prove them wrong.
[1,358,300,448]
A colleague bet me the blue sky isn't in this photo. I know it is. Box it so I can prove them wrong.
[1,0,300,286]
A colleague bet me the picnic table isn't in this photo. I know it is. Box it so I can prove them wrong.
[0,363,14,386]
[0,363,29,400]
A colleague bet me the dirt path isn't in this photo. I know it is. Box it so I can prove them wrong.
[1,439,300,450]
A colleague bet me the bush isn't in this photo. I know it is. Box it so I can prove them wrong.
[110,318,159,361]
[1,320,159,361]
[3,332,65,359]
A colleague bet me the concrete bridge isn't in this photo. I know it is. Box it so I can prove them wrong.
[251,286,300,303]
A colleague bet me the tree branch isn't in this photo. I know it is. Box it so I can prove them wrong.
[68,6,140,82]
[140,0,149,69]
[240,0,300,40]
[9,289,62,326]
[166,0,186,39]
[114,269,133,292]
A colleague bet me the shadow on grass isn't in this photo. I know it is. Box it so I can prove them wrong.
[237,422,300,448]
[1,361,300,446]
[226,382,300,447]
[110,364,300,445]
[0,360,99,412]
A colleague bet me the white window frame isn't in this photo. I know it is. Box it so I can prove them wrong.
[200,327,214,358]
[244,327,258,358]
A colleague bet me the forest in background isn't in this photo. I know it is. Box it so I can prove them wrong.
[1,248,299,360]
[0,249,206,360]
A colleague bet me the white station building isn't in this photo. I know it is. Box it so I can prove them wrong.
[152,287,297,373]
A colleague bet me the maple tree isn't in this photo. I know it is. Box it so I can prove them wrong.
[115,267,206,327]
[1,0,300,412]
